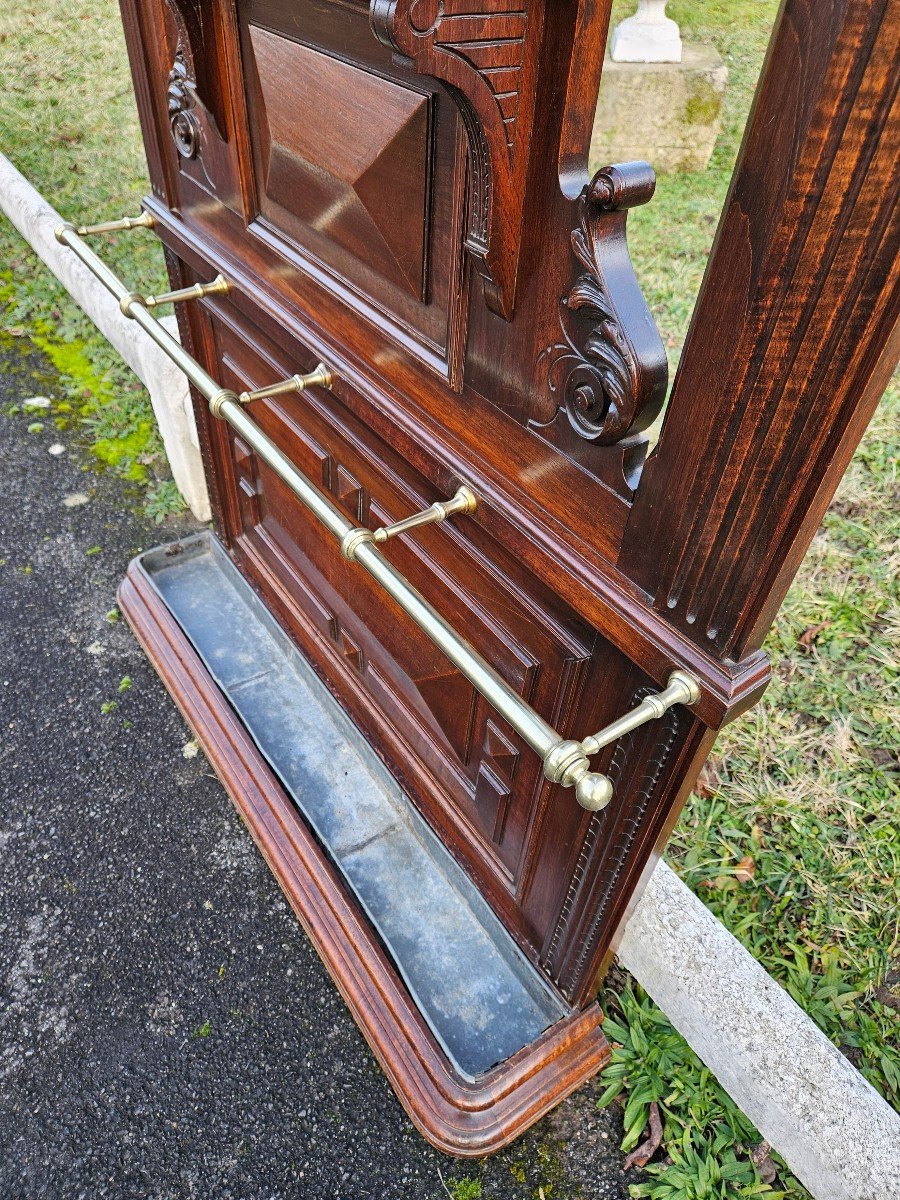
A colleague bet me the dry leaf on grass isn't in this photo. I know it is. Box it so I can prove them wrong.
[750,1140,778,1184]
[694,762,722,799]
[799,620,831,649]
[623,1101,663,1171]
[735,855,756,883]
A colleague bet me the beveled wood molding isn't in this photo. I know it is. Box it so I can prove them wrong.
[544,686,683,1002]
[371,0,547,319]
[118,561,610,1156]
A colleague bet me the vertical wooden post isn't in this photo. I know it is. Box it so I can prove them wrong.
[621,0,899,663]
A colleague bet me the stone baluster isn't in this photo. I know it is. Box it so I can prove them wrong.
[610,0,683,64]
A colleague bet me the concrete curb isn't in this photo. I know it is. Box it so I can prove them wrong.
[0,153,210,520]
[619,862,900,1200]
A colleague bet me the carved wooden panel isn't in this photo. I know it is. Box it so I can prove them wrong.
[372,0,546,318]
[207,305,600,914]
[234,0,469,373]
[543,691,683,1000]
[532,165,668,449]
[247,30,431,299]
[158,0,239,205]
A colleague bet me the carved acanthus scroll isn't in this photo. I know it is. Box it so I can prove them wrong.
[536,163,668,447]
[162,0,229,155]
[371,0,544,319]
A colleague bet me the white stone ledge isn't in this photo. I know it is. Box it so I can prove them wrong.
[618,862,900,1200]
[0,152,210,521]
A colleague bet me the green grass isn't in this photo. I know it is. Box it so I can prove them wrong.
[1,3,896,1197]
[0,0,175,516]
[591,4,900,1197]
[445,1178,484,1200]
[603,0,783,369]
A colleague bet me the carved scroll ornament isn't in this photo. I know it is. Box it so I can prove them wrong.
[371,0,543,319]
[167,48,200,159]
[162,0,228,157]
[537,163,669,447]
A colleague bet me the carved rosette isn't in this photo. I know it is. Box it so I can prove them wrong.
[167,49,200,159]
[537,163,669,446]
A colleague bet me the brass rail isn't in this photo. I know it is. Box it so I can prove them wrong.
[55,215,700,811]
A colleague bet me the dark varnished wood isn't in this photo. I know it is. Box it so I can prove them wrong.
[622,0,900,662]
[247,31,430,297]
[371,0,546,319]
[117,0,898,1143]
[145,201,770,730]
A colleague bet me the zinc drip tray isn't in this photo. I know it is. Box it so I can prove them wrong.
[119,531,608,1153]
[133,532,566,1075]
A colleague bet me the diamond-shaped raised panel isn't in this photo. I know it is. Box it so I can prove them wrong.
[232,434,262,527]
[247,28,429,298]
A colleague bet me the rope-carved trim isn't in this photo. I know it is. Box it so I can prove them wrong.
[568,707,679,991]
[545,686,680,994]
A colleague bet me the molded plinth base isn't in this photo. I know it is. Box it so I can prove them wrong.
[593,44,728,173]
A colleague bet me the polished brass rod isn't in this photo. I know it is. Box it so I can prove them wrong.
[220,399,359,542]
[239,364,335,405]
[56,223,234,401]
[141,274,232,308]
[53,218,702,813]
[75,213,157,236]
[581,671,701,755]
[357,538,560,757]
[56,222,138,299]
[373,486,478,544]
[223,388,562,752]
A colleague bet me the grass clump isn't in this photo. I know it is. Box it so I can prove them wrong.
[0,0,179,515]
[145,479,188,524]
[593,4,899,1197]
[602,386,899,1197]
[445,1179,483,1200]
[600,984,802,1200]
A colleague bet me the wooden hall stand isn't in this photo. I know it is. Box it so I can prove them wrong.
[54,0,898,1155]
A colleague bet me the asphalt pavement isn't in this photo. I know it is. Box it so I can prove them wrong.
[0,333,634,1199]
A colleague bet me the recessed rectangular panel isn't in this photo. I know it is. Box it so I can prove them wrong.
[205,305,600,944]
[238,0,468,373]
[248,30,430,299]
